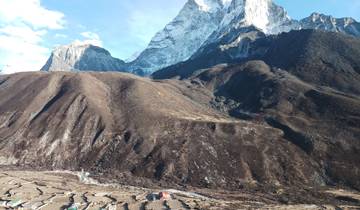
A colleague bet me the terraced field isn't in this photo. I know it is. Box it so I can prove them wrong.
[0,171,360,210]
[0,171,195,210]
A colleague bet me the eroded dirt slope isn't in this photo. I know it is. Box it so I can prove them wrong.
[0,71,328,191]
[189,60,360,190]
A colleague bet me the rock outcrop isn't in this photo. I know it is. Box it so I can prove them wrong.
[41,42,125,72]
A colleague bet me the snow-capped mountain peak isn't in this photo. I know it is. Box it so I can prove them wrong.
[40,0,360,75]
[300,12,360,37]
[243,0,271,32]
[41,42,125,72]
[222,0,232,6]
[53,42,104,62]
[193,0,231,12]
[194,0,212,11]
[127,0,227,73]
[129,0,290,74]
[219,0,296,35]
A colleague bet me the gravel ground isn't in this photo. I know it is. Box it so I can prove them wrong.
[0,170,359,210]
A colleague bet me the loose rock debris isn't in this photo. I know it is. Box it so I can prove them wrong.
[0,171,360,210]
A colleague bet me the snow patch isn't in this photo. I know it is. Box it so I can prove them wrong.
[221,0,232,7]
[194,0,211,12]
[62,128,71,142]
[46,139,60,156]
[42,41,124,72]
[39,131,50,148]
[0,156,18,165]
[165,189,211,200]
[244,0,270,33]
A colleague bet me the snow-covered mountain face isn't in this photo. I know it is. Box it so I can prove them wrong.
[130,0,299,74]
[41,42,125,72]
[127,0,229,74]
[150,0,360,79]
[300,13,360,37]
[218,0,297,35]
[199,0,298,58]
[40,0,360,75]
[132,0,360,75]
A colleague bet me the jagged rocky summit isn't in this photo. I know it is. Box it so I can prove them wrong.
[130,0,360,74]
[41,41,125,72]
[128,0,297,74]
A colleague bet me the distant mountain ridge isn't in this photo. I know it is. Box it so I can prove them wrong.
[300,12,360,37]
[130,0,360,74]
[125,0,228,74]
[153,29,360,83]
[40,0,360,74]
[129,0,297,74]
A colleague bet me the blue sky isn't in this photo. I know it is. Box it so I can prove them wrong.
[41,0,187,60]
[45,0,359,60]
[0,0,359,73]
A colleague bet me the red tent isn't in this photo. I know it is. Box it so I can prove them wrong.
[159,192,171,200]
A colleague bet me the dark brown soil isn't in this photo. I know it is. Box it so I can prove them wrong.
[0,65,359,198]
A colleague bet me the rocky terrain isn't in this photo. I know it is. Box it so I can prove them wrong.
[127,0,296,74]
[2,30,360,209]
[1,1,360,209]
[300,13,360,37]
[0,169,360,210]
[41,42,125,72]
[0,62,359,192]
[189,60,360,190]
[0,71,309,190]
[153,29,360,80]
[125,0,227,74]
[129,0,360,74]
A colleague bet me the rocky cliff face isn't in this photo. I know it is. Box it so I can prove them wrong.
[130,0,360,74]
[213,0,297,38]
[129,0,297,74]
[264,30,360,95]
[190,60,360,190]
[153,29,360,82]
[41,42,125,72]
[40,0,360,75]
[126,0,228,74]
[191,0,296,60]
